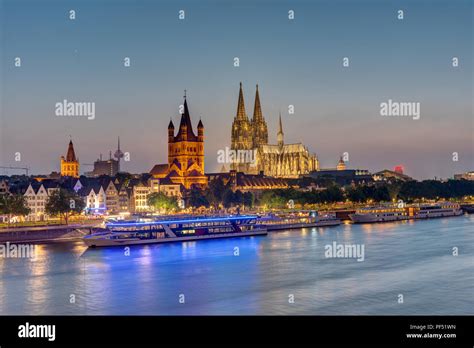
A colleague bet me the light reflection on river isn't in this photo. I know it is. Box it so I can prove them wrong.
[0,216,472,315]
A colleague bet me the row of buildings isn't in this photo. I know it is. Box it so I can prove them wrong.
[0,169,287,221]
[59,138,123,178]
[1,175,181,221]
[0,164,414,221]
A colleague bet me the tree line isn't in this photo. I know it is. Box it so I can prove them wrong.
[255,179,474,207]
[0,189,85,225]
[1,179,473,223]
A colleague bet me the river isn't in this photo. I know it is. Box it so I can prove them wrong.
[0,215,472,315]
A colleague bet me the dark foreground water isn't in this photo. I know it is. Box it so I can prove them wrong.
[0,215,472,315]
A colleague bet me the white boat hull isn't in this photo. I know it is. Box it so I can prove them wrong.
[266,220,341,231]
[414,209,463,219]
[350,208,463,223]
[349,214,408,223]
[84,229,267,247]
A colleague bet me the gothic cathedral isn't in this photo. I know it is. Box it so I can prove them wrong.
[230,83,319,178]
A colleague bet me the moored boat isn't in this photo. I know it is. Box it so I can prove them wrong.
[413,202,463,219]
[349,202,463,223]
[460,204,474,214]
[259,211,341,231]
[349,207,408,223]
[82,215,267,247]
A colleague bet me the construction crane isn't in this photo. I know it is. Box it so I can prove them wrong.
[0,166,30,176]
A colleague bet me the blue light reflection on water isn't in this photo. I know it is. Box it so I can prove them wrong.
[0,216,472,315]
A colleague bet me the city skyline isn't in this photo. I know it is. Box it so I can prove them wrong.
[1,0,472,179]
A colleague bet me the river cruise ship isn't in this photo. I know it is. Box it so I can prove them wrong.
[413,202,463,219]
[350,202,463,223]
[460,204,474,214]
[82,215,267,247]
[349,207,408,223]
[259,211,341,231]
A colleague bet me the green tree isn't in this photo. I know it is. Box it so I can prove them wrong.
[397,179,474,202]
[205,178,226,210]
[243,191,254,210]
[233,190,244,206]
[147,192,178,213]
[222,188,235,209]
[45,189,85,224]
[373,186,390,202]
[387,182,402,201]
[320,185,344,203]
[346,187,365,203]
[0,194,31,224]
[259,191,286,209]
[187,187,209,210]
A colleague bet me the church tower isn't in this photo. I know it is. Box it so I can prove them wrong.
[168,119,175,143]
[60,139,79,178]
[166,94,207,189]
[277,113,284,147]
[231,82,252,151]
[251,84,268,148]
[231,82,253,172]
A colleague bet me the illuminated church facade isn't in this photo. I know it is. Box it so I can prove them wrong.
[60,140,79,178]
[230,83,319,178]
[150,95,208,189]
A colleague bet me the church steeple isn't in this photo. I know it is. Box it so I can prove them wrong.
[176,96,197,141]
[197,118,204,141]
[164,91,207,189]
[277,113,284,147]
[251,84,268,148]
[253,84,262,121]
[168,119,175,141]
[66,140,77,162]
[236,82,248,120]
[60,138,79,178]
[231,82,253,171]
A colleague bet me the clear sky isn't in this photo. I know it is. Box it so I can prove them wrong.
[0,0,472,179]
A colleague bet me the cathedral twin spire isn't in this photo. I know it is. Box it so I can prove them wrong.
[253,84,263,122]
[231,82,268,151]
[236,82,247,121]
[230,83,319,177]
[251,84,268,147]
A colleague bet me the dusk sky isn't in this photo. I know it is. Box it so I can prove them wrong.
[0,0,472,179]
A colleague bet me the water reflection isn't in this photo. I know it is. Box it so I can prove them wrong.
[0,216,472,315]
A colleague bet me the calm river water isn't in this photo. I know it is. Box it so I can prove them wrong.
[0,215,472,315]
